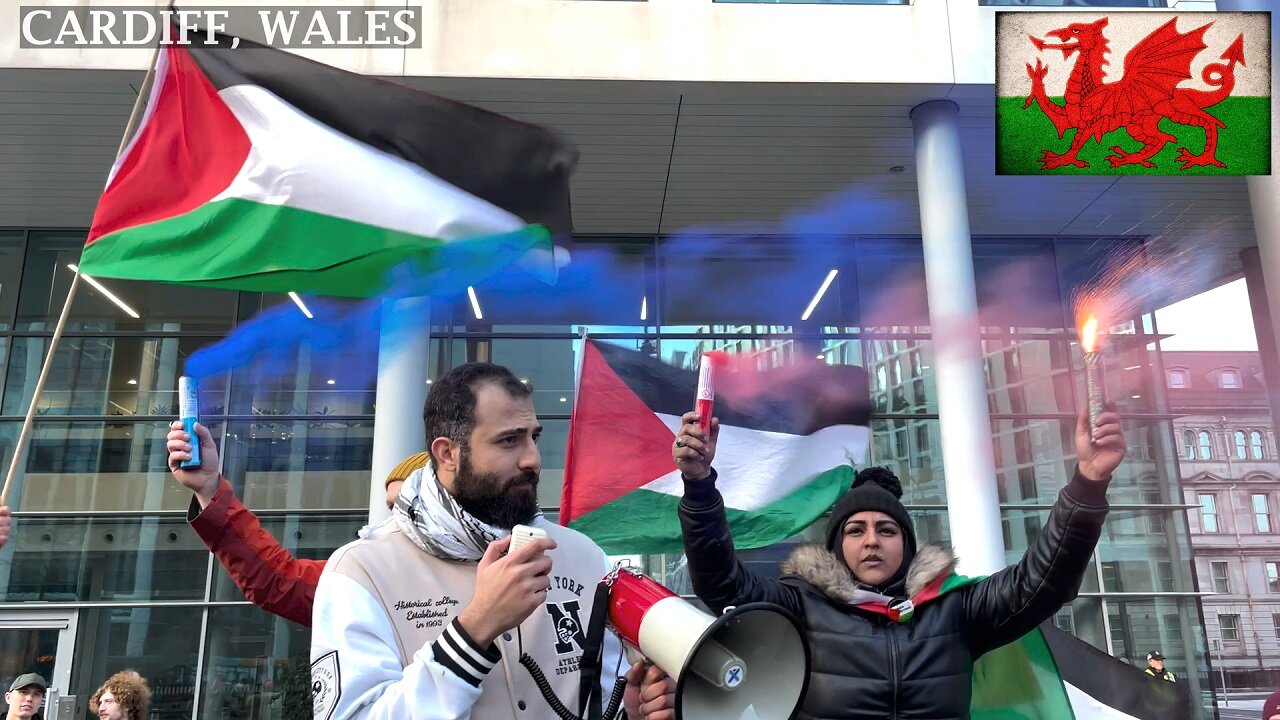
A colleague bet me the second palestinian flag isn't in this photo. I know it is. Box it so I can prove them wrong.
[562,340,873,555]
[973,623,1194,719]
[81,32,578,297]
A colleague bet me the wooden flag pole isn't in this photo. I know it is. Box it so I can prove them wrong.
[1,46,162,507]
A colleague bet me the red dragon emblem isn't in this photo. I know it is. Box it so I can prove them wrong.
[1024,16,1246,171]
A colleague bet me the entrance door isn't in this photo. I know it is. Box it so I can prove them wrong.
[0,610,78,719]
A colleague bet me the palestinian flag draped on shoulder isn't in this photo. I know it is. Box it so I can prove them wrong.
[80,30,577,297]
[561,340,873,555]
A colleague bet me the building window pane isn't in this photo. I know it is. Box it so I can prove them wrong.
[213,514,364,602]
[0,515,210,602]
[1023,515,1043,545]
[1053,610,1074,634]
[1197,431,1213,460]
[221,420,376,511]
[1199,494,1219,533]
[226,299,379,416]
[1219,614,1241,642]
[1095,517,1182,592]
[1101,561,1121,592]
[70,607,202,718]
[1266,562,1280,593]
[1167,369,1188,388]
[1253,494,1272,533]
[1062,598,1107,654]
[1107,604,1130,658]
[990,419,1073,505]
[1095,597,1202,667]
[659,236,849,327]
[1235,431,1248,459]
[17,231,237,332]
[983,338,1074,414]
[1218,369,1241,388]
[201,606,313,720]
[1142,489,1166,533]
[456,240,657,326]
[0,232,23,331]
[855,239,928,331]
[0,420,222,513]
[2,336,226,417]
[1250,431,1266,459]
[1182,430,1196,460]
[865,340,936,413]
[1210,561,1230,594]
[478,337,584,416]
[871,419,943,505]
[1273,613,1280,640]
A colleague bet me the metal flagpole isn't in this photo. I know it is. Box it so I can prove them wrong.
[0,45,163,507]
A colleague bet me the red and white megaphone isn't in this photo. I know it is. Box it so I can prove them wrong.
[604,567,810,720]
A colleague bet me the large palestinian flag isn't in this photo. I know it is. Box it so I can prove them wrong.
[996,12,1270,176]
[973,623,1194,719]
[562,340,873,554]
[81,31,578,297]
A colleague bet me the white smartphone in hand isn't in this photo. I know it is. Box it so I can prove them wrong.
[509,524,547,554]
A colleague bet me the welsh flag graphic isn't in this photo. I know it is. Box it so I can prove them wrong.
[80,32,577,296]
[996,11,1270,176]
[561,340,873,555]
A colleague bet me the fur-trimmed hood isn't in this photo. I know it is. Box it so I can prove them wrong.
[780,543,958,605]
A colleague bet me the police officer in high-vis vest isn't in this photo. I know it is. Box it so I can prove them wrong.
[1145,650,1176,682]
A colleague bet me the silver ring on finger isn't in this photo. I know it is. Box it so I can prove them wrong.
[675,439,685,448]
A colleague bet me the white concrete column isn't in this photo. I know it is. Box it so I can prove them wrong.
[1246,176,1280,368]
[910,99,1005,576]
[1244,31,1280,400]
[369,297,432,524]
[1215,0,1280,376]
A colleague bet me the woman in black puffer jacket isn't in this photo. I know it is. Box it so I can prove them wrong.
[672,406,1126,720]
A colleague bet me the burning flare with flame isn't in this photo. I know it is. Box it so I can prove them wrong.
[1079,313,1100,354]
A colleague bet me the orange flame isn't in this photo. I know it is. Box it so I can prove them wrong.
[1079,314,1099,354]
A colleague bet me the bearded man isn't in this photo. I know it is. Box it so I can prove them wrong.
[311,362,675,720]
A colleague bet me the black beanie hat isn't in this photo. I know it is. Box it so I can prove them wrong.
[825,467,918,592]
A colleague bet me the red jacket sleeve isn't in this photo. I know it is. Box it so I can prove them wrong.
[187,478,325,627]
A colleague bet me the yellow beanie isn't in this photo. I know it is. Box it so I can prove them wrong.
[385,451,432,488]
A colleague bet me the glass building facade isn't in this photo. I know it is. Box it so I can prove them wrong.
[0,230,1216,718]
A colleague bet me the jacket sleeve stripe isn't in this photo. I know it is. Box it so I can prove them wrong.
[432,620,499,686]
[433,642,485,687]
[445,618,502,665]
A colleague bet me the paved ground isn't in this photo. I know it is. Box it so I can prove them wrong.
[1215,696,1267,720]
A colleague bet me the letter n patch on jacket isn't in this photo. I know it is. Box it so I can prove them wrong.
[545,600,586,655]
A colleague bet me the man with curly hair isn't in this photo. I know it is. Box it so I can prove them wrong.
[90,671,151,720]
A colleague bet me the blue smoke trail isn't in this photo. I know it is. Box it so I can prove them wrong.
[182,228,546,382]
[184,184,910,384]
